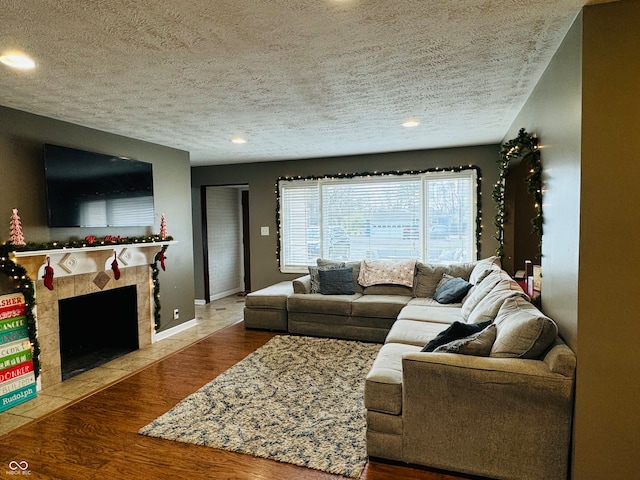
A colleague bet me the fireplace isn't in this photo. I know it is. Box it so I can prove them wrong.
[59,285,139,380]
[11,242,173,389]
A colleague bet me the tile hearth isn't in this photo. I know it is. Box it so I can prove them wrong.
[0,295,246,437]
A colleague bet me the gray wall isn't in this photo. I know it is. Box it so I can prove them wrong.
[502,13,582,351]
[192,144,501,297]
[505,3,640,477]
[0,106,195,332]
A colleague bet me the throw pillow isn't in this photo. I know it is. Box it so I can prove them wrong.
[421,320,492,352]
[434,324,497,356]
[433,276,472,304]
[309,263,345,293]
[468,256,502,284]
[317,259,363,293]
[490,296,558,359]
[318,267,355,295]
[460,270,503,320]
[466,278,527,324]
[357,259,416,287]
[443,262,476,281]
[413,262,447,298]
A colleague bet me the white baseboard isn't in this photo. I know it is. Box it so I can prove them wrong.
[209,287,243,302]
[153,318,197,343]
[194,299,206,306]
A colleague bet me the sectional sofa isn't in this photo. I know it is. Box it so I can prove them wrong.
[243,257,576,480]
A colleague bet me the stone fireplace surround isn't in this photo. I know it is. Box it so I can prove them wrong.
[13,243,173,390]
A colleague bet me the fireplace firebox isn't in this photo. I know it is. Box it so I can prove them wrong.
[59,285,139,380]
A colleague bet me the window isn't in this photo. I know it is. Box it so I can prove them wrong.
[278,168,478,273]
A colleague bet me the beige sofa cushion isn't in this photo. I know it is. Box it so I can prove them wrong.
[491,296,559,359]
[467,278,528,324]
[385,319,447,346]
[460,270,502,320]
[363,284,413,296]
[365,342,422,415]
[443,261,476,281]
[413,262,447,298]
[397,304,463,324]
[245,281,294,309]
[287,292,360,316]
[351,295,412,319]
[468,256,502,284]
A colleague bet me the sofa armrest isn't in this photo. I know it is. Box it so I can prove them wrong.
[292,274,311,294]
[401,351,575,480]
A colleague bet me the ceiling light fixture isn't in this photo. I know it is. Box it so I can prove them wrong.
[402,119,420,128]
[0,52,36,70]
[231,137,247,144]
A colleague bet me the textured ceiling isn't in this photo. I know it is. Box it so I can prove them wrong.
[0,1,604,166]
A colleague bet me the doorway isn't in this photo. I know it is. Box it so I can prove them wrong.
[203,185,250,302]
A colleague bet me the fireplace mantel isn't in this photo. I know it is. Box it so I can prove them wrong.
[11,241,176,279]
[9,240,176,389]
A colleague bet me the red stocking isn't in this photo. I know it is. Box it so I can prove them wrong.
[111,252,121,280]
[43,258,54,290]
[158,251,166,271]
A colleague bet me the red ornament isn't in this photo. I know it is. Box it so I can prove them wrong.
[111,252,120,280]
[158,250,166,271]
[85,235,96,244]
[43,257,54,290]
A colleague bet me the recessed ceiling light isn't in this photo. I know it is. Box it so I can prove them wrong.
[231,137,247,144]
[402,119,420,128]
[0,53,36,70]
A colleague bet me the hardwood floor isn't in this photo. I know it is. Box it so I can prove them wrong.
[0,321,477,480]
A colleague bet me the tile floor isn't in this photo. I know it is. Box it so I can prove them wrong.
[0,294,246,437]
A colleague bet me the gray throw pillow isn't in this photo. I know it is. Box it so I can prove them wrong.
[434,324,497,356]
[434,276,472,304]
[309,263,345,293]
[318,267,355,295]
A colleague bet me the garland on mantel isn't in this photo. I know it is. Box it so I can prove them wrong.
[0,234,174,376]
[492,128,543,260]
[12,234,173,252]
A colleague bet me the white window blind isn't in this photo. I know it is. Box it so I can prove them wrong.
[278,169,477,273]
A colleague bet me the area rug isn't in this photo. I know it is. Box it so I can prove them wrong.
[139,335,381,478]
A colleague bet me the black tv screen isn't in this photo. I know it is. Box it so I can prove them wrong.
[44,144,155,228]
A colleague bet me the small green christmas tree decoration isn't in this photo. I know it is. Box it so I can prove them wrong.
[9,208,26,247]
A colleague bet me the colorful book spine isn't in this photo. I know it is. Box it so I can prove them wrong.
[0,382,37,412]
[0,348,33,371]
[0,328,29,346]
[0,293,26,321]
[0,293,36,412]
[0,371,35,397]
[0,315,27,333]
[0,339,31,359]
[0,360,34,384]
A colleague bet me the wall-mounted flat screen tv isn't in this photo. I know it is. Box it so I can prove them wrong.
[44,144,155,228]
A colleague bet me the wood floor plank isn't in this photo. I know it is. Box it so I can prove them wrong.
[0,322,477,479]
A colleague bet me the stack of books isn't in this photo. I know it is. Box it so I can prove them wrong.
[0,293,37,412]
